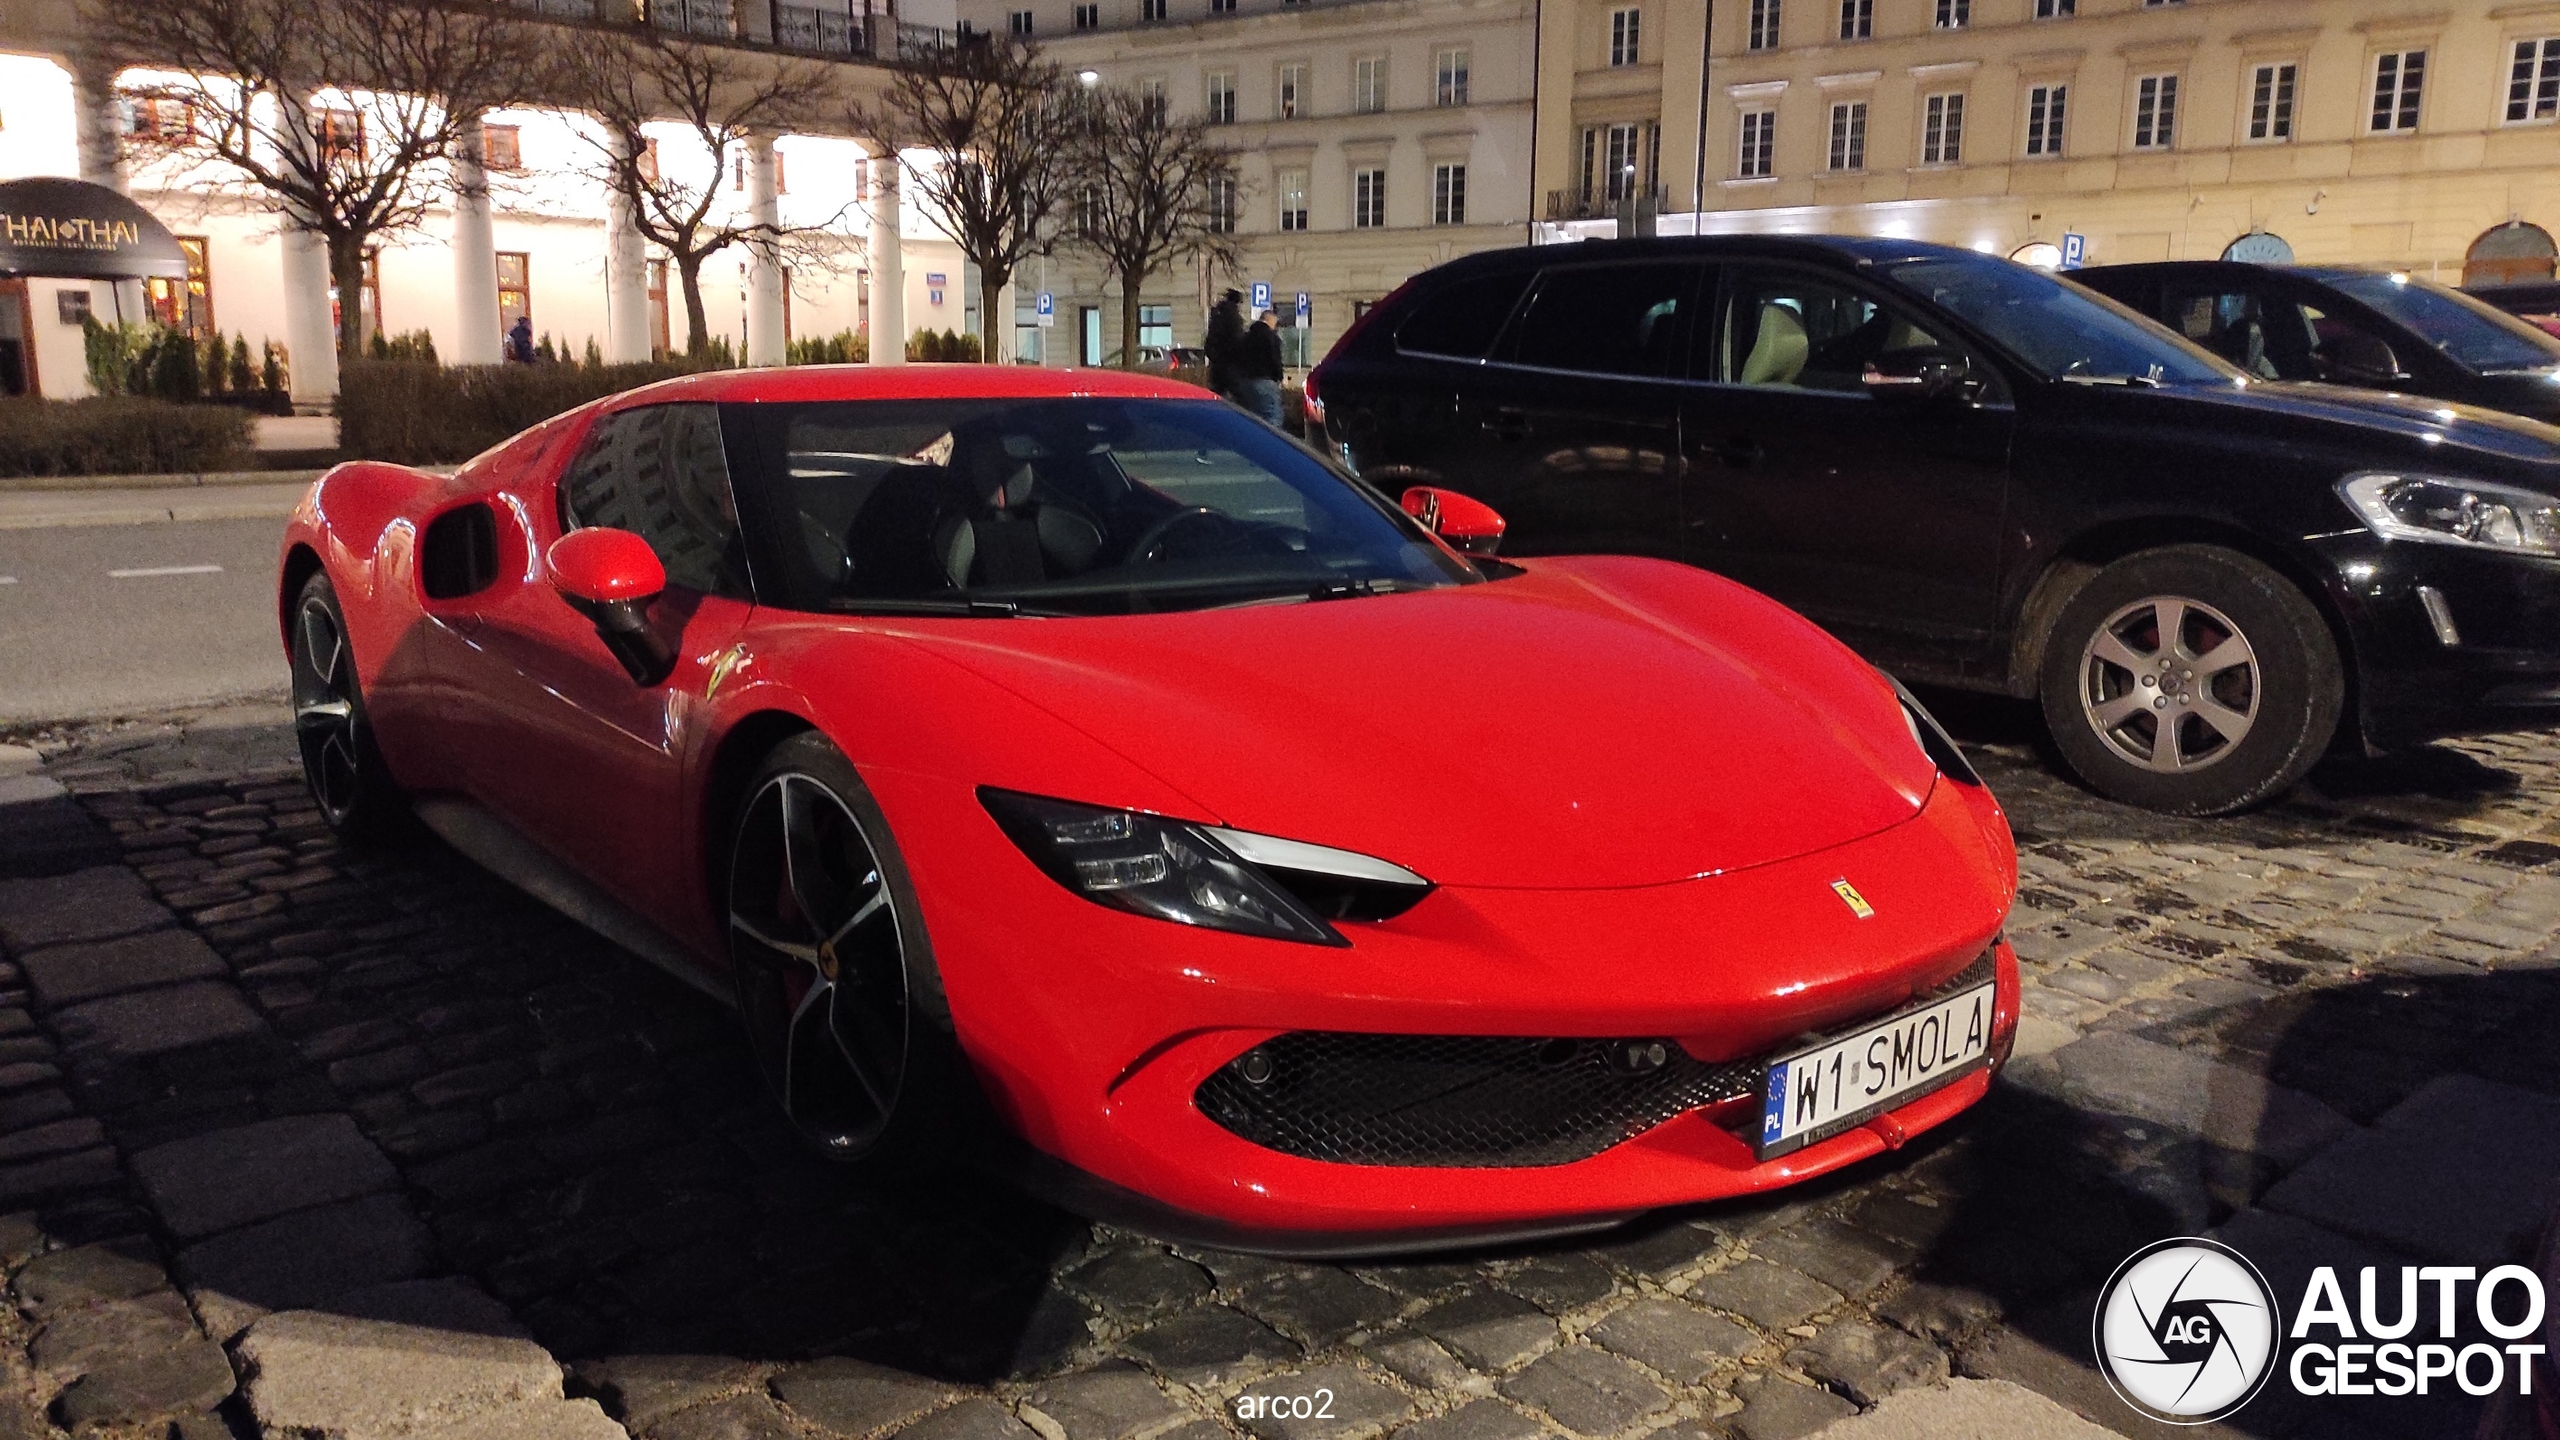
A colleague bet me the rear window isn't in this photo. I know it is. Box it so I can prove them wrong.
[1395,271,1535,359]
[1505,264,1698,378]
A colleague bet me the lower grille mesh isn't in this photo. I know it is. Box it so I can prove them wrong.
[1193,950,1996,1169]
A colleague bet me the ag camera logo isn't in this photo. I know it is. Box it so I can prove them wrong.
[2094,1237,2281,1424]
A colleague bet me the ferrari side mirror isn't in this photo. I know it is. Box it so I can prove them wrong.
[1401,486,1506,556]
[546,528,675,685]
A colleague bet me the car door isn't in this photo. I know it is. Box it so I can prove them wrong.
[446,401,754,936]
[1447,260,1703,559]
[1678,263,2013,678]
[1333,267,1539,500]
[2156,273,2300,381]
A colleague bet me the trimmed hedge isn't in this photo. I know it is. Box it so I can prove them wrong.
[0,397,254,477]
[338,359,713,465]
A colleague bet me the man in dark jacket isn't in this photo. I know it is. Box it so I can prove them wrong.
[506,316,535,364]
[1203,289,1245,398]
[1239,309,1285,424]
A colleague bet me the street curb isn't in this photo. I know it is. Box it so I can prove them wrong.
[0,468,329,493]
[0,483,313,531]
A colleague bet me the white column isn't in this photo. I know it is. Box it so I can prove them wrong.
[743,133,785,367]
[449,115,502,365]
[274,92,339,404]
[70,61,145,324]
[868,144,905,366]
[604,127,651,362]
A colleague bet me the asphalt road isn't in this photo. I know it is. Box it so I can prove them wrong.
[0,515,292,724]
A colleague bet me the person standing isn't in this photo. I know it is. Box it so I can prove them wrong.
[506,315,535,365]
[1240,309,1286,425]
[1203,288,1245,399]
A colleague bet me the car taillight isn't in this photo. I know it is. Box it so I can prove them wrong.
[1300,367,1325,430]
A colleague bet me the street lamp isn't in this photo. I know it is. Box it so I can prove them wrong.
[1078,69,1101,87]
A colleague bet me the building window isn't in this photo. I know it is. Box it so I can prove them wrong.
[1839,0,1869,40]
[1353,167,1386,226]
[125,94,195,145]
[2142,0,2181,6]
[1277,63,1305,118]
[1934,0,1966,28]
[1354,55,1386,113]
[1139,304,1172,352]
[2248,62,2296,140]
[1278,168,1308,229]
[1747,0,1779,52]
[146,236,213,338]
[2372,50,2424,132]
[1139,76,1167,112]
[1433,162,1466,224]
[317,107,365,164]
[1610,7,1641,65]
[1205,71,1236,123]
[2132,73,2177,149]
[2024,83,2066,156]
[480,123,523,173]
[1737,108,1775,177]
[1008,8,1033,31]
[1142,0,1166,19]
[1207,174,1236,232]
[1436,48,1469,106]
[1600,122,1640,196]
[1210,0,1234,11]
[1073,3,1096,27]
[1922,91,1963,163]
[496,252,530,336]
[1827,100,1866,171]
[2508,39,2560,123]
[637,136,660,183]
[2034,0,2072,15]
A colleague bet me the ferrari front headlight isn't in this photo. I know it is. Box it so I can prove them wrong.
[980,790,1432,946]
[2338,473,2560,556]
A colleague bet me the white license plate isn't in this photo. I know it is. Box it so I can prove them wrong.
[1756,981,1996,1160]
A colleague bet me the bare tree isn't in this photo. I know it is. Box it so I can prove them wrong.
[551,25,842,358]
[853,36,1078,363]
[100,0,531,363]
[1066,87,1242,367]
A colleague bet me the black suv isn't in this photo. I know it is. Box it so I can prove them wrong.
[2071,260,2560,425]
[1306,236,2560,815]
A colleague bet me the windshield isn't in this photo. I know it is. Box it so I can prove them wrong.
[2323,272,2560,374]
[726,397,1479,617]
[1886,254,2242,385]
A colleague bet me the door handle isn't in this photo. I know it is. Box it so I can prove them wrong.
[1714,435,1766,467]
[1481,407,1531,442]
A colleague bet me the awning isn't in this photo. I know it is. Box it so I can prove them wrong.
[0,177,189,282]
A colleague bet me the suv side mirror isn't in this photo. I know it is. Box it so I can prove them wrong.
[2314,331,2405,387]
[1863,350,1983,402]
[1401,486,1506,556]
[546,528,675,685]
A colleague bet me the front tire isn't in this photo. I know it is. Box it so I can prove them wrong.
[724,732,972,1173]
[289,572,407,842]
[2038,545,2342,816]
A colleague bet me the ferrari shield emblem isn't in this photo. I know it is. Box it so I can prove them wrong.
[1831,879,1875,918]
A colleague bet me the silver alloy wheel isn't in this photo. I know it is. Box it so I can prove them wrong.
[727,771,911,1155]
[2078,593,2261,773]
[290,596,363,824]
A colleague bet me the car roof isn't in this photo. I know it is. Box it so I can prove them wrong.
[601,364,1211,409]
[1424,233,1981,278]
[2074,259,2408,285]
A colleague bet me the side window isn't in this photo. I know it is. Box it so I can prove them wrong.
[560,403,748,596]
[1503,264,1698,378]
[2294,301,2405,386]
[1715,269,1957,392]
[2165,285,2288,379]
[1395,270,1536,359]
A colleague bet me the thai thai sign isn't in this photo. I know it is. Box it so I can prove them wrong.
[0,177,189,281]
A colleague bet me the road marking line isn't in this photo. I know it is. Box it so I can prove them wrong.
[108,564,224,578]
[0,576,15,585]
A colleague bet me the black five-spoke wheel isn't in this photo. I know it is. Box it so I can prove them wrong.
[288,572,402,839]
[726,734,966,1169]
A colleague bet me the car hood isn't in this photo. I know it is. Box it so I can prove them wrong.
[880,557,1937,890]
[2137,379,2560,470]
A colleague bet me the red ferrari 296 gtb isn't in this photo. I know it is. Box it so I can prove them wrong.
[278,364,2019,1254]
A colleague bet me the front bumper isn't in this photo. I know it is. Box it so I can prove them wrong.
[2313,533,2560,747]
[884,769,2018,1242]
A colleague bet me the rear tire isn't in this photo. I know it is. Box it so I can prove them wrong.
[2037,545,2341,816]
[723,732,975,1174]
[288,573,408,843]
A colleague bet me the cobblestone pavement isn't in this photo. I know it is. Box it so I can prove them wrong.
[0,702,2557,1440]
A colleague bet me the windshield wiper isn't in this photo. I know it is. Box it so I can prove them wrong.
[826,597,1073,618]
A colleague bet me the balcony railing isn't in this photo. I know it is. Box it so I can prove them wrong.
[771,1,874,55]
[649,0,737,39]
[513,0,607,16]
[1545,185,1662,222]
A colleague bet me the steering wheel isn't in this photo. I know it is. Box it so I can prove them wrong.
[1127,506,1233,564]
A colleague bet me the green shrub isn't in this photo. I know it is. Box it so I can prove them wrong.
[786,329,870,365]
[0,397,254,477]
[151,333,202,401]
[82,318,154,397]
[228,336,254,396]
[338,358,722,465]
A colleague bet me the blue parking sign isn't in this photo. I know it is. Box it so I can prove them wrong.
[1294,290,1310,321]
[1251,281,1272,311]
[1035,291,1054,328]
[2060,233,2087,270]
